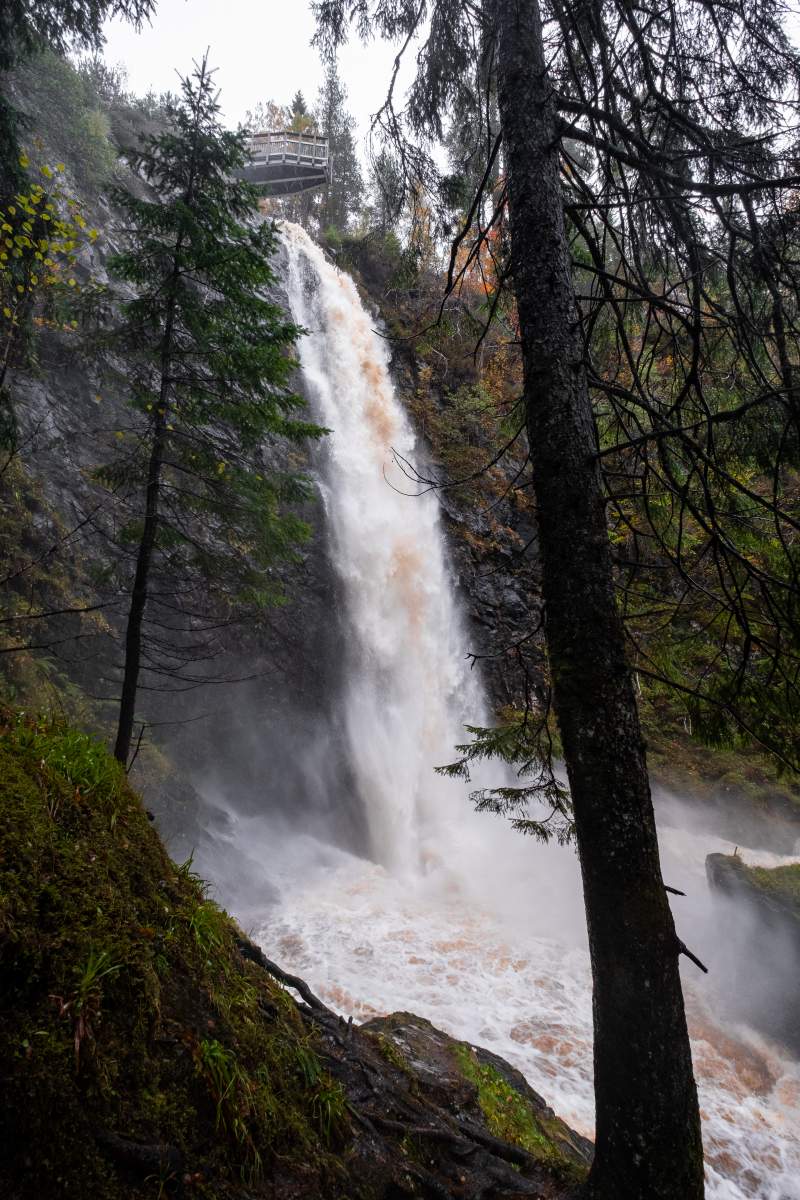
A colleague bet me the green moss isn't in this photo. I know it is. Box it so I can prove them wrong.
[0,707,349,1198]
[370,1031,413,1077]
[745,863,800,908]
[453,1043,587,1185]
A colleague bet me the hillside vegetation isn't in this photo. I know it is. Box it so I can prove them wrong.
[0,707,589,1199]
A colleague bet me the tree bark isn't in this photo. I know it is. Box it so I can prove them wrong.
[113,374,169,765]
[493,1,704,1196]
[114,234,186,766]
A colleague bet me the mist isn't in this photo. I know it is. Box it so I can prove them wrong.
[178,224,799,1200]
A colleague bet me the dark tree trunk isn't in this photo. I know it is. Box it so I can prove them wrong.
[493,1,704,1195]
[113,394,168,766]
[114,251,183,766]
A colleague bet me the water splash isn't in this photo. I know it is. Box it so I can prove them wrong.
[227,223,800,1200]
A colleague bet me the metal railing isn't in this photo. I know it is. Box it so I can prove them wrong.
[247,132,329,168]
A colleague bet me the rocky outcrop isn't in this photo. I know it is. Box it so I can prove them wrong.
[706,853,800,940]
[706,853,800,1051]
[311,1007,592,1198]
[1,84,366,845]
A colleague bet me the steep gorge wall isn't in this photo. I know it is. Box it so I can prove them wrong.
[336,238,800,854]
[1,79,362,849]
[3,63,800,859]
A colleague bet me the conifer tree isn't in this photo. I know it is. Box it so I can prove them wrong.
[107,55,323,766]
[289,90,313,132]
[314,62,363,232]
[367,147,404,237]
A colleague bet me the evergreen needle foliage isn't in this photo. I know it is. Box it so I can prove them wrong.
[105,54,325,764]
[438,713,573,844]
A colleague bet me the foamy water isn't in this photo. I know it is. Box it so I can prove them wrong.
[221,224,800,1199]
[211,808,798,1200]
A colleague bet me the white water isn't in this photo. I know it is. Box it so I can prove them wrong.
[219,223,800,1198]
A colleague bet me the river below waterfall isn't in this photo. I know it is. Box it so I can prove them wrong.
[199,223,800,1200]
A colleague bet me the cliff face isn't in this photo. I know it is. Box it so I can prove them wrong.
[5,58,800,858]
[1,70,369,851]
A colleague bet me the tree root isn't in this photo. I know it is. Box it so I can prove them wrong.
[234,933,334,1013]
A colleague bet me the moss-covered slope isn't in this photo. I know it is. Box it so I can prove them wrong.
[0,709,588,1199]
[0,709,351,1199]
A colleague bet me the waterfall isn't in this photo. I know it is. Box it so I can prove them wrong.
[201,223,799,1200]
[280,222,487,874]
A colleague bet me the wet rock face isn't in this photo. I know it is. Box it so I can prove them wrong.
[706,854,800,1053]
[706,854,800,933]
[342,1010,592,1198]
[5,209,363,841]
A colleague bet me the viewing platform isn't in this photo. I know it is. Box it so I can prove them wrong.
[240,132,330,196]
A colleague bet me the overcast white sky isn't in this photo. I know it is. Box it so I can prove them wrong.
[103,0,403,144]
[102,1,800,155]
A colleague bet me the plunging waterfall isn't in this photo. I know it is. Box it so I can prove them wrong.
[203,223,800,1200]
[280,222,490,875]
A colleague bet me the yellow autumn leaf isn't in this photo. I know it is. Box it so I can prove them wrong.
[2,307,12,319]
[40,166,52,178]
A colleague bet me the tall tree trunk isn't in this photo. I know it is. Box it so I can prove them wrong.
[493,1,704,1196]
[114,248,183,765]
[113,382,169,765]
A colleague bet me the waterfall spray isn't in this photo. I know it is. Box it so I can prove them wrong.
[201,223,800,1200]
[281,222,488,874]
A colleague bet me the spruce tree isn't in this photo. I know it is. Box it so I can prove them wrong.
[314,62,363,232]
[367,147,404,237]
[107,55,323,765]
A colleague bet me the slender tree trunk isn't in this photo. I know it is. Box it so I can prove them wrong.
[114,241,185,765]
[493,1,704,1196]
[113,371,170,765]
